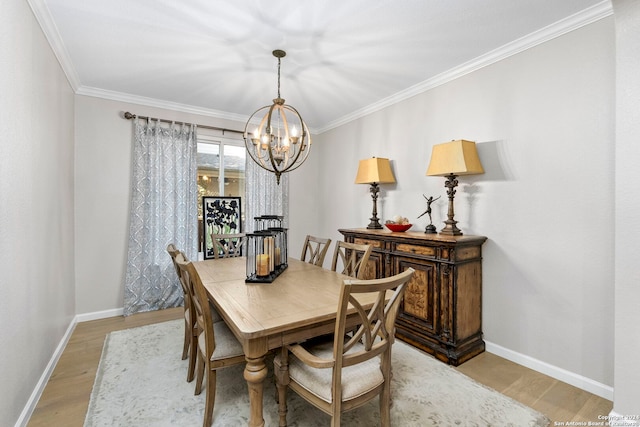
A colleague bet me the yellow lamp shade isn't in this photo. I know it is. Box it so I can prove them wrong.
[355,157,396,184]
[426,140,484,176]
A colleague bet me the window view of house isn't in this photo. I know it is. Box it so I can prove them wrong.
[197,137,246,251]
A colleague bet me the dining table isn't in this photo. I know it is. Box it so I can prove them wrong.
[192,256,381,427]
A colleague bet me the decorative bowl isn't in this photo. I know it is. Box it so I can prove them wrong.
[385,223,412,232]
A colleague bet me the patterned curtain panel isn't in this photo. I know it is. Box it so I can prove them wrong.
[245,159,289,232]
[124,119,198,316]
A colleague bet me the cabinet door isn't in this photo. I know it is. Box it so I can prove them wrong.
[394,256,439,336]
[361,250,384,280]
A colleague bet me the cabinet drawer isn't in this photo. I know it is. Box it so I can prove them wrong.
[455,245,481,261]
[353,238,384,250]
[395,243,436,257]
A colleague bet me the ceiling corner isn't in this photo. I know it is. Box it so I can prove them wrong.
[27,0,81,91]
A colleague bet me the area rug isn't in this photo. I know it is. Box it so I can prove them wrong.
[84,320,550,426]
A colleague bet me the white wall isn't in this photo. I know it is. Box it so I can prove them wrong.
[612,0,640,419]
[0,1,75,426]
[74,96,247,313]
[292,17,616,392]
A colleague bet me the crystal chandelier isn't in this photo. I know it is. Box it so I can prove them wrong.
[243,50,312,185]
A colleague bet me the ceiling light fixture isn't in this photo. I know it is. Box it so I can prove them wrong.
[243,50,311,185]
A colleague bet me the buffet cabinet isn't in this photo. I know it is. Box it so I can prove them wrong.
[339,228,487,366]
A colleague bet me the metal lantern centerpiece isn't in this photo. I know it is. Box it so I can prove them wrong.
[243,50,312,185]
[253,215,284,231]
[246,215,288,283]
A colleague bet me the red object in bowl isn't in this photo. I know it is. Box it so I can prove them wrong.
[385,223,412,232]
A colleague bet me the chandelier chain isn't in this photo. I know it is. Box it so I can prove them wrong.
[277,56,281,99]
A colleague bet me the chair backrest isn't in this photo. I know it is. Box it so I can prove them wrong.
[168,244,191,303]
[300,235,332,267]
[211,233,247,259]
[173,251,196,324]
[331,268,414,403]
[166,243,181,277]
[175,257,217,357]
[330,241,372,279]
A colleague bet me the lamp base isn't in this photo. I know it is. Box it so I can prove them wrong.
[439,174,463,236]
[366,220,383,230]
[439,219,463,236]
[365,182,383,230]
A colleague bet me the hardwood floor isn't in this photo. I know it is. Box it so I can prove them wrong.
[28,307,612,426]
[456,352,613,424]
[28,308,183,427]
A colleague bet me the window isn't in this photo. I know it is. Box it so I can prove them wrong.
[197,134,246,252]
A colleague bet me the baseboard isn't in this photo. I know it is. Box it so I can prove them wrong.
[485,340,614,401]
[16,308,125,427]
[75,307,124,323]
[608,411,640,427]
[15,316,79,427]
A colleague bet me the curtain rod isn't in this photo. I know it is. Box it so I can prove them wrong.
[122,111,244,135]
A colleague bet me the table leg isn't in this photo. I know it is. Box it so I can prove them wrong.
[244,354,267,427]
[274,347,290,427]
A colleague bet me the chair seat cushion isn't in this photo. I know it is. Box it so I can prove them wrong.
[283,340,383,403]
[210,305,223,323]
[198,320,244,361]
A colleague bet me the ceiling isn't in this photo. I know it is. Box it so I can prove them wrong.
[33,0,609,133]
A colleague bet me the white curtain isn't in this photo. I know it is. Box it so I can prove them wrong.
[245,159,289,232]
[124,119,198,316]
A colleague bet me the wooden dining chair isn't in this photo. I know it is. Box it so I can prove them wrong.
[330,241,373,279]
[211,233,247,258]
[167,244,197,381]
[274,268,415,427]
[176,258,246,427]
[300,235,332,267]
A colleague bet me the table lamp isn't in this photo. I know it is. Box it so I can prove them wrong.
[355,157,396,229]
[426,140,484,235]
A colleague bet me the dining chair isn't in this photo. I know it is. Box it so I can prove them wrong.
[167,244,197,380]
[330,241,373,279]
[273,267,415,427]
[211,233,247,258]
[176,257,246,427]
[300,235,332,267]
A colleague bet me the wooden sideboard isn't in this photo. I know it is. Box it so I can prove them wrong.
[339,228,487,366]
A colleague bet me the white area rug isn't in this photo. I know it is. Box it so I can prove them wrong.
[85,320,550,426]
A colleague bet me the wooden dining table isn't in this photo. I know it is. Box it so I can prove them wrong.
[192,256,379,427]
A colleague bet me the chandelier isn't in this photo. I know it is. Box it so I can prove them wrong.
[243,50,312,185]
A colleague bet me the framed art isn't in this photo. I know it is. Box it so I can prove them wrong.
[202,196,242,259]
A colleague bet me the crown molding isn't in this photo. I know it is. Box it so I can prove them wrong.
[76,86,327,134]
[30,0,612,135]
[76,86,251,124]
[27,0,81,91]
[316,0,613,134]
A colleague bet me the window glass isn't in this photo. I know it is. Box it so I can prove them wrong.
[197,141,220,198]
[197,136,246,252]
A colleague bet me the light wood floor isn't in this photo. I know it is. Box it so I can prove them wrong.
[28,307,612,426]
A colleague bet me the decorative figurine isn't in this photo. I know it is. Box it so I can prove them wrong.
[418,194,441,234]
